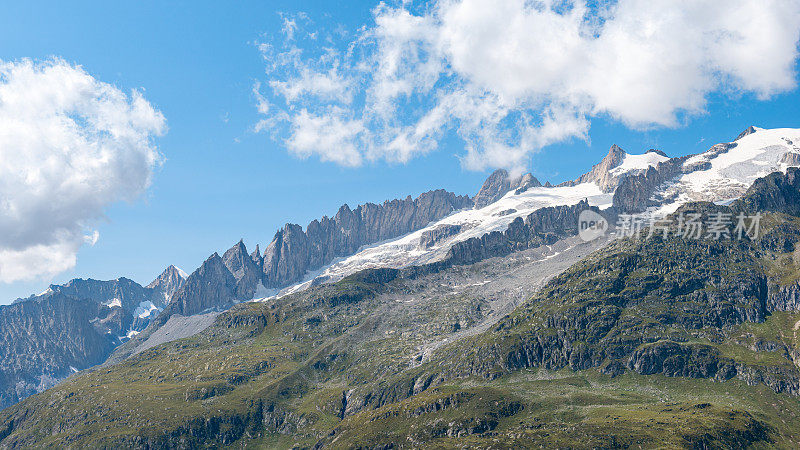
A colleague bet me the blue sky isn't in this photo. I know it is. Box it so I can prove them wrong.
[1,0,799,303]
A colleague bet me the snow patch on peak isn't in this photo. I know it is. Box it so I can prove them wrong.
[175,266,189,279]
[38,287,54,296]
[104,298,122,308]
[610,151,670,176]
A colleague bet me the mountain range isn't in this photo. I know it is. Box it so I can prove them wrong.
[2,126,800,447]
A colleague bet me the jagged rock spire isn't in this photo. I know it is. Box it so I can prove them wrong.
[222,240,261,300]
[563,144,628,192]
[147,265,188,304]
[250,244,263,268]
[735,125,757,141]
[474,169,541,208]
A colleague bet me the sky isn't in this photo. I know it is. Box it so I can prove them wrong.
[0,0,799,303]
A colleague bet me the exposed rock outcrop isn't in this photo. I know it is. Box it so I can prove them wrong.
[735,125,757,141]
[166,253,238,318]
[612,157,688,213]
[419,224,463,249]
[259,190,472,288]
[559,144,628,192]
[0,276,172,410]
[735,166,800,215]
[473,170,541,208]
[443,200,601,267]
[781,152,800,166]
[0,294,116,409]
[222,240,262,300]
[146,265,187,303]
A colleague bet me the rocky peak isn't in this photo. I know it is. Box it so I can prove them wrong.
[474,169,541,208]
[222,240,262,299]
[646,148,667,157]
[147,265,187,304]
[515,173,542,194]
[562,144,628,192]
[735,125,758,141]
[168,253,237,317]
[250,244,263,268]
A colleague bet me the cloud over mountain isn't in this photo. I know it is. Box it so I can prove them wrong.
[0,58,166,283]
[255,0,800,171]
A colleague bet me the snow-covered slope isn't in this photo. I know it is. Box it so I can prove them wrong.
[651,127,800,215]
[610,150,669,176]
[270,182,613,297]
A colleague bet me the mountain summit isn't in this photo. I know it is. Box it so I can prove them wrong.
[146,265,188,303]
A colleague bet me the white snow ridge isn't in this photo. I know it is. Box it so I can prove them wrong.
[652,127,800,216]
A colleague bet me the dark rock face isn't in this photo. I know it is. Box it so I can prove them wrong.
[735,167,800,215]
[473,170,540,208]
[627,341,726,379]
[222,240,262,300]
[612,156,688,213]
[263,224,310,288]
[419,224,463,249]
[443,200,600,267]
[561,144,627,192]
[166,253,238,318]
[260,190,472,288]
[0,276,172,410]
[0,294,115,409]
[161,241,267,322]
[146,265,187,304]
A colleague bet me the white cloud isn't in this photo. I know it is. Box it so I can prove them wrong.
[256,0,800,171]
[286,108,365,166]
[0,58,166,283]
[269,67,352,104]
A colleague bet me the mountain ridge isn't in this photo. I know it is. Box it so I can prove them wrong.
[6,167,800,447]
[2,125,799,415]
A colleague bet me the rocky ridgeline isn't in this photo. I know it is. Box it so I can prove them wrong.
[4,126,795,416]
[609,126,793,214]
[0,269,186,410]
[258,189,473,289]
[146,190,473,321]
[561,144,628,192]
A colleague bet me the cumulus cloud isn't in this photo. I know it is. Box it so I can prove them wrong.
[255,0,800,171]
[0,58,166,283]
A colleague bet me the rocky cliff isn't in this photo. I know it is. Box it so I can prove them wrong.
[0,275,176,410]
[146,265,187,303]
[473,169,541,208]
[163,253,239,319]
[259,189,472,288]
